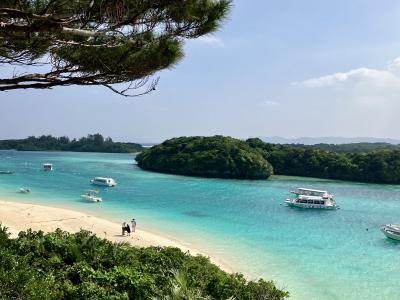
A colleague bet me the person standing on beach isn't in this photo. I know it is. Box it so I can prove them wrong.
[126,224,131,236]
[122,222,127,236]
[131,219,136,233]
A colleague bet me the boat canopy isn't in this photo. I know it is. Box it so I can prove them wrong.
[297,188,328,194]
[94,177,110,182]
[298,195,325,200]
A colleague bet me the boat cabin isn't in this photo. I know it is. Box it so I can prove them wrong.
[296,196,326,205]
[43,163,53,171]
[91,177,117,187]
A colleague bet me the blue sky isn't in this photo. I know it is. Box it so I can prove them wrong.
[2,0,400,142]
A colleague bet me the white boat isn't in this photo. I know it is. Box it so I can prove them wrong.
[90,177,117,187]
[43,163,53,171]
[381,224,400,241]
[290,188,333,198]
[0,171,14,174]
[285,188,339,210]
[19,188,31,194]
[81,190,102,202]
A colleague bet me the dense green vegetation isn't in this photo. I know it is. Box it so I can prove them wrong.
[0,226,287,300]
[0,0,231,97]
[0,134,143,153]
[136,136,273,179]
[247,138,400,184]
[137,136,400,184]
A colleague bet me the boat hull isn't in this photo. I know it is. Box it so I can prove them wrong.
[285,200,338,210]
[381,227,400,241]
[90,178,117,187]
[81,195,102,202]
[91,181,116,187]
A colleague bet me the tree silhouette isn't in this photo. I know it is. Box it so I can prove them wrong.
[0,0,231,96]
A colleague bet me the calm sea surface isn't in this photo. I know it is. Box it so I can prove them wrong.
[0,150,399,300]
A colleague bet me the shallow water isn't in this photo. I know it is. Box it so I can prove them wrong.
[0,150,399,300]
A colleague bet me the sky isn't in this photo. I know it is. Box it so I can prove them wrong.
[2,0,400,142]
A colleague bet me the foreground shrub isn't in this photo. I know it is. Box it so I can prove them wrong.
[0,226,288,299]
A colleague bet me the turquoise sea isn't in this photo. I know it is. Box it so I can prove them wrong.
[0,150,399,300]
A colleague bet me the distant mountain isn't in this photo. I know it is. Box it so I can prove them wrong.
[259,136,400,145]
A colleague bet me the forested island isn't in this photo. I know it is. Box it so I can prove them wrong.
[247,138,400,184]
[136,136,273,179]
[0,227,288,299]
[0,134,143,153]
[137,136,400,184]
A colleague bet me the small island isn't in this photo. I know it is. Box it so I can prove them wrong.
[136,136,273,179]
[137,136,400,184]
[0,134,143,153]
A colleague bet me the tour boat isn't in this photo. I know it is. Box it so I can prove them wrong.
[90,177,117,187]
[19,187,31,194]
[285,188,339,209]
[381,224,400,241]
[43,163,53,171]
[81,190,102,202]
[290,187,333,198]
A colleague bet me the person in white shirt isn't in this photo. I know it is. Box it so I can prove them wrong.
[122,222,127,235]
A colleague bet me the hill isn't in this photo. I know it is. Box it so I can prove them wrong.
[136,136,273,179]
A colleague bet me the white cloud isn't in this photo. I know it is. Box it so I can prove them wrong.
[293,56,400,104]
[298,67,399,89]
[192,36,225,47]
[294,57,400,94]
[280,57,400,138]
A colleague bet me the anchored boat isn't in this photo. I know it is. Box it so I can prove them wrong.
[381,224,400,241]
[0,171,14,174]
[19,188,31,194]
[43,163,53,171]
[90,177,117,187]
[285,188,339,210]
[81,190,102,202]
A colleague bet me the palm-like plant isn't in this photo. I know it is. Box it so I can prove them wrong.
[157,269,211,300]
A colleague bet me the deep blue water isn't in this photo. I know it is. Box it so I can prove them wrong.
[0,150,399,300]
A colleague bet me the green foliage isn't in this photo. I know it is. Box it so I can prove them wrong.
[0,226,288,300]
[0,134,143,153]
[136,136,274,179]
[136,136,400,184]
[0,0,232,96]
[246,138,400,184]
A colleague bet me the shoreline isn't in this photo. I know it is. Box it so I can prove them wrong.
[0,199,233,273]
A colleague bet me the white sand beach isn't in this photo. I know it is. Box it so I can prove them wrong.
[0,199,232,273]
